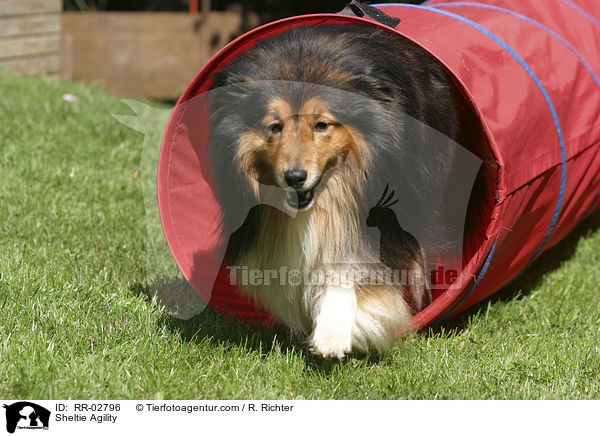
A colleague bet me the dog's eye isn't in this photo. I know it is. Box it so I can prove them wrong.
[314,122,329,132]
[267,122,282,133]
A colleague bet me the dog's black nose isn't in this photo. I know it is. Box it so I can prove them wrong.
[284,169,307,188]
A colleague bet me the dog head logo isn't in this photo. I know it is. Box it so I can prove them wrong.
[3,402,50,434]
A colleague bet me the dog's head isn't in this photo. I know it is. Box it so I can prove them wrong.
[233,88,376,211]
[207,24,406,218]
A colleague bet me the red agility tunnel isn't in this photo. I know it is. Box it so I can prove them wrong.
[157,0,600,329]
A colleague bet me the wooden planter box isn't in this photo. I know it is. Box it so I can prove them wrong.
[61,11,259,98]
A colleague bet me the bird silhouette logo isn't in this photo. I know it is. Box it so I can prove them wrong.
[366,184,430,309]
[366,184,423,269]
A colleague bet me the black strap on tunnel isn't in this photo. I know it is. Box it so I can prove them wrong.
[340,1,401,28]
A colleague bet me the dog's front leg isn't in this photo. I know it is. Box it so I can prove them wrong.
[309,282,356,359]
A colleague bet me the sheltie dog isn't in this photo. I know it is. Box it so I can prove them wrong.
[207,23,472,358]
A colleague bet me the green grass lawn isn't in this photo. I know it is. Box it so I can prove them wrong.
[1,71,599,399]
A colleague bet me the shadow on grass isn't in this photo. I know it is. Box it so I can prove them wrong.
[129,280,354,371]
[429,211,600,333]
[130,212,600,366]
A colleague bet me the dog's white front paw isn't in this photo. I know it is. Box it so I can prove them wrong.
[309,283,356,359]
[309,323,352,359]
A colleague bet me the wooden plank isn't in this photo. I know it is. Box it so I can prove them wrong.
[62,12,202,34]
[61,11,259,35]
[0,34,60,58]
[0,13,61,37]
[63,12,193,34]
[1,52,60,73]
[0,0,62,17]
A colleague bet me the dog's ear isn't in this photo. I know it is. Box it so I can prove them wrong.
[362,76,396,104]
[343,74,396,105]
[372,86,395,104]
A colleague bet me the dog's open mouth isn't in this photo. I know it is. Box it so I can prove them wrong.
[285,188,314,210]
